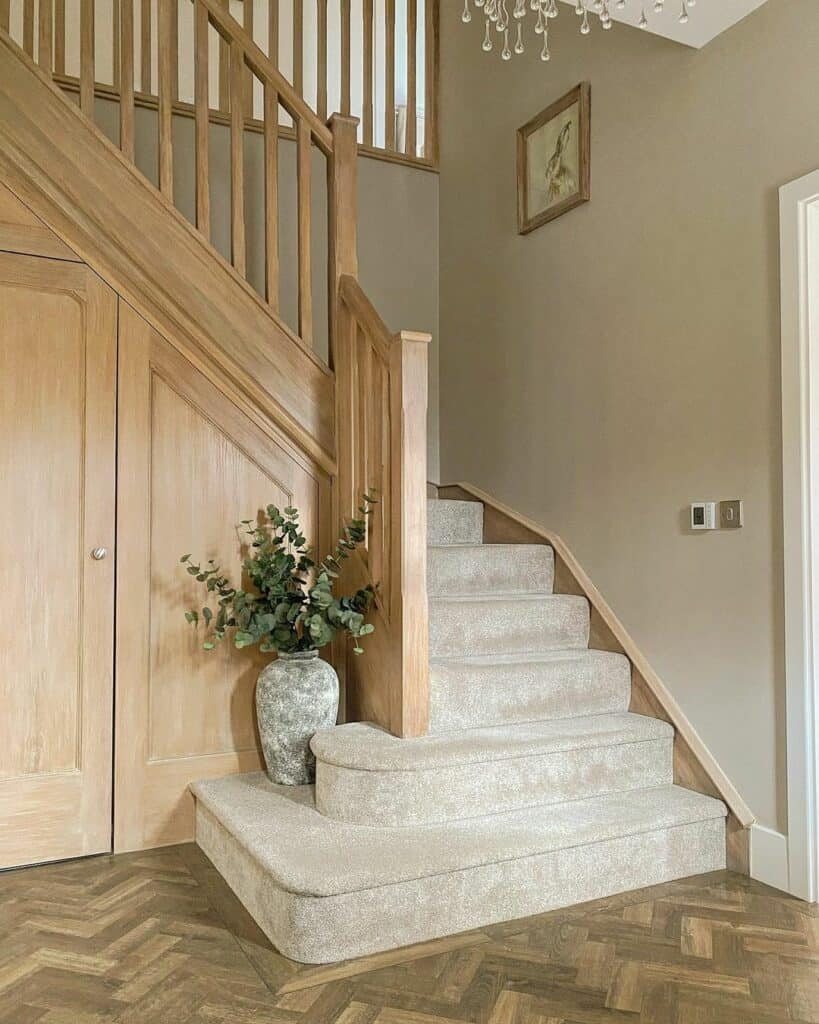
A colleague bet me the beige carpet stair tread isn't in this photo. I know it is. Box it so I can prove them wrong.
[311,712,672,772]
[427,543,555,596]
[192,774,725,898]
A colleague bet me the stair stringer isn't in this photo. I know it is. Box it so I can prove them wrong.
[0,32,335,475]
[437,482,755,874]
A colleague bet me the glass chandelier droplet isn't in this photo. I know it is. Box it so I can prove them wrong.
[502,28,512,58]
[679,0,689,21]
[540,26,550,59]
[462,0,472,22]
[639,6,649,27]
[515,21,525,51]
[482,18,493,48]
[580,8,591,32]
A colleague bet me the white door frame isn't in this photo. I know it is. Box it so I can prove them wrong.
[780,169,819,902]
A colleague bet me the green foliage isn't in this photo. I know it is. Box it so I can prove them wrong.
[181,498,377,656]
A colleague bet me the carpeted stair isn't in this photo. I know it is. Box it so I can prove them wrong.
[192,498,727,964]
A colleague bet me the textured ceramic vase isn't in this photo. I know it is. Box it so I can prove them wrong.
[255,651,339,785]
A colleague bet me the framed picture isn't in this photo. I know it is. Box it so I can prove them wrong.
[517,82,590,235]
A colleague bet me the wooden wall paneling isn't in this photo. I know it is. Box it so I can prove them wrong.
[0,251,117,870]
[115,302,331,851]
[0,182,80,261]
[437,481,754,873]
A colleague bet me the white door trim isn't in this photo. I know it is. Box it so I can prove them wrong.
[780,168,819,902]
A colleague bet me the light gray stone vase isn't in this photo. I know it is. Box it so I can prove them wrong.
[255,651,339,785]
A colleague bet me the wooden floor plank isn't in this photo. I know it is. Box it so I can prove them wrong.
[0,848,813,1022]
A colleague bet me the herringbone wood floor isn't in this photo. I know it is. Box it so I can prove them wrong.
[1,845,817,1023]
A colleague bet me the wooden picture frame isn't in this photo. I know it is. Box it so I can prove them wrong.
[517,82,591,235]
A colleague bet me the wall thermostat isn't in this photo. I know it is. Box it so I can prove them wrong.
[690,502,716,531]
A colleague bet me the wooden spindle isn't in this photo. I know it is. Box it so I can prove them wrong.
[243,0,254,117]
[425,0,439,163]
[264,79,279,311]
[297,117,312,347]
[194,1,210,236]
[169,0,178,100]
[22,0,34,56]
[38,0,53,74]
[328,113,358,365]
[158,0,174,198]
[406,0,417,156]
[341,0,350,115]
[363,0,373,146]
[230,40,246,276]
[292,0,303,95]
[385,0,395,150]
[120,0,135,160]
[218,0,229,112]
[54,0,65,73]
[0,1,9,34]
[317,0,327,120]
[80,0,94,116]
[140,0,151,93]
[112,0,120,89]
[268,0,278,64]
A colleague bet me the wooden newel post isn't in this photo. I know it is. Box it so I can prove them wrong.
[328,112,359,373]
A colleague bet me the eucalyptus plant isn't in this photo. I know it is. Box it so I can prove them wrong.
[181,499,376,655]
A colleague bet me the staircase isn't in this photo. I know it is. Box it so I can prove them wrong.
[192,497,728,965]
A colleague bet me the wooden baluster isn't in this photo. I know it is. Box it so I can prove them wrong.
[425,0,439,163]
[385,0,395,150]
[328,113,358,367]
[297,117,312,347]
[80,0,94,116]
[121,0,135,159]
[268,0,278,64]
[230,40,245,276]
[0,1,9,34]
[112,0,120,89]
[23,0,34,56]
[158,0,174,198]
[264,79,279,311]
[38,0,53,74]
[362,0,373,146]
[341,0,350,115]
[317,0,327,120]
[292,0,302,96]
[356,331,371,533]
[169,0,178,100]
[194,0,210,236]
[218,0,229,112]
[140,0,151,93]
[54,0,65,73]
[243,0,254,117]
[406,0,417,156]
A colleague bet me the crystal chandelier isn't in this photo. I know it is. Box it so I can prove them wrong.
[461,0,696,62]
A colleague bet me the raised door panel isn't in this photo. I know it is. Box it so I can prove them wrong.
[115,302,331,851]
[0,252,116,869]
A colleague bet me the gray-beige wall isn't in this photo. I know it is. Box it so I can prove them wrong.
[439,0,819,832]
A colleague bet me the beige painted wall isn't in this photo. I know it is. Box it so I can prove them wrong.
[438,0,819,832]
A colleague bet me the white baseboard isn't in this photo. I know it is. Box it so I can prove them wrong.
[750,824,790,893]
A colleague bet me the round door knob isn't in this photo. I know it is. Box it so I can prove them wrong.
[91,547,108,561]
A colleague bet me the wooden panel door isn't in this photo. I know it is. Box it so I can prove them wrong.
[115,303,330,851]
[0,252,117,870]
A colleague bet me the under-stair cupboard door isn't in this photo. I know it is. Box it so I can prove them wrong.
[0,252,117,870]
[115,303,330,852]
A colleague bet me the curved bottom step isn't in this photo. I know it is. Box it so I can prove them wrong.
[192,773,727,965]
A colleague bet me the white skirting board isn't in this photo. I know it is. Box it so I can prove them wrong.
[750,824,791,894]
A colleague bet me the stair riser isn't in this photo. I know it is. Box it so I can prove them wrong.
[429,656,632,733]
[315,738,673,827]
[428,545,555,597]
[429,597,590,658]
[427,501,484,546]
[197,804,725,964]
